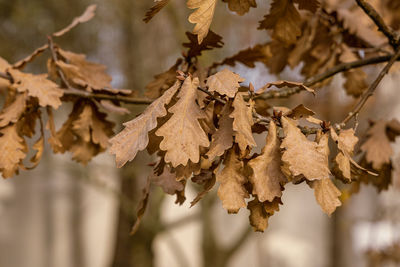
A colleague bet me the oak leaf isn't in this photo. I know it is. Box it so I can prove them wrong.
[143,0,170,23]
[150,165,184,195]
[0,93,27,127]
[310,178,341,216]
[110,81,180,168]
[183,31,223,58]
[156,77,210,167]
[8,69,63,109]
[222,0,256,15]
[187,0,217,44]
[53,5,97,37]
[230,93,256,153]
[293,0,320,12]
[206,69,244,98]
[248,121,287,202]
[216,148,249,213]
[281,117,330,181]
[258,80,315,95]
[247,197,281,232]
[0,124,27,178]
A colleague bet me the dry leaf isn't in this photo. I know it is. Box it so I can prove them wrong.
[156,77,210,167]
[0,93,27,127]
[247,199,269,232]
[293,0,320,12]
[150,165,184,195]
[183,31,223,58]
[216,148,249,213]
[281,117,330,181]
[230,93,256,153]
[131,177,151,235]
[8,69,63,109]
[248,121,287,202]
[53,5,97,37]
[143,0,170,23]
[206,69,245,98]
[258,80,315,95]
[310,178,341,216]
[110,81,180,168]
[222,0,256,15]
[0,124,27,178]
[187,0,217,44]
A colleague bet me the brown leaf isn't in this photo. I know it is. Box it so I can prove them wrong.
[222,0,256,15]
[150,165,184,195]
[258,80,315,95]
[216,148,249,213]
[281,117,330,181]
[156,77,210,167]
[230,93,256,153]
[187,0,217,44]
[143,0,170,23]
[53,5,97,37]
[247,199,269,232]
[8,69,63,109]
[206,69,244,98]
[206,102,234,161]
[131,177,151,235]
[248,121,287,202]
[190,169,216,207]
[13,44,49,69]
[99,100,130,115]
[293,0,320,12]
[0,93,27,127]
[331,128,359,180]
[309,178,341,216]
[110,81,180,168]
[258,0,301,44]
[0,124,27,178]
[183,31,223,59]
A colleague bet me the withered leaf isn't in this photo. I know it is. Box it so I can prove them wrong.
[53,5,97,37]
[143,0,170,23]
[150,165,184,195]
[281,117,330,181]
[0,93,27,127]
[247,197,281,232]
[216,148,249,213]
[206,69,244,98]
[248,121,287,202]
[206,102,234,161]
[258,0,301,44]
[183,31,223,59]
[230,93,256,153]
[0,124,27,178]
[156,77,210,167]
[331,128,358,180]
[222,0,256,15]
[8,69,63,109]
[310,178,341,216]
[258,80,315,95]
[293,0,320,12]
[187,0,217,44]
[110,81,180,168]
[131,177,151,235]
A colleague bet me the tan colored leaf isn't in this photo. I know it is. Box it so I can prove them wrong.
[110,81,180,168]
[13,44,48,69]
[131,177,151,235]
[361,120,393,170]
[99,100,130,115]
[53,5,97,37]
[143,0,170,23]
[156,77,209,167]
[247,199,269,232]
[183,31,223,58]
[216,148,249,213]
[206,102,234,161]
[222,0,256,15]
[56,48,112,91]
[281,117,330,181]
[248,121,287,202]
[258,0,301,44]
[258,80,315,95]
[310,178,341,216]
[28,136,44,169]
[69,138,101,165]
[0,124,27,178]
[187,0,217,44]
[0,93,27,127]
[150,165,184,195]
[230,93,256,153]
[8,69,63,109]
[206,69,245,98]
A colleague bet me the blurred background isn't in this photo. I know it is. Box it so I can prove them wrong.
[0,1,400,267]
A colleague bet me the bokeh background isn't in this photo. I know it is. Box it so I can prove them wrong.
[0,1,400,267]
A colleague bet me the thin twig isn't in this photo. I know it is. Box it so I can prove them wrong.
[63,89,153,105]
[337,47,400,129]
[355,0,399,49]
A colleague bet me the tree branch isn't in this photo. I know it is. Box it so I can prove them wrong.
[338,47,400,129]
[355,0,399,49]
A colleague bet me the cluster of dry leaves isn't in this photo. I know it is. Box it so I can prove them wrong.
[1,0,400,232]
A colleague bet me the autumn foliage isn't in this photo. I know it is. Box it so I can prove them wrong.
[1,0,400,234]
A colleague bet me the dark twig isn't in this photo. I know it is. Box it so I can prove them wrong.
[355,0,399,49]
[337,47,400,129]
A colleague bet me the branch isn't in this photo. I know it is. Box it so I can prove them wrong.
[337,47,400,129]
[355,0,399,49]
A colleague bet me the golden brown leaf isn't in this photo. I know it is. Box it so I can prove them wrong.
[0,124,27,178]
[310,178,341,216]
[53,5,97,37]
[131,177,151,235]
[281,117,330,181]
[247,199,269,232]
[258,80,315,95]
[216,148,249,213]
[293,0,320,12]
[187,0,217,44]
[8,69,63,109]
[150,165,184,195]
[206,69,244,98]
[110,81,180,168]
[258,0,301,44]
[0,93,27,127]
[222,0,256,15]
[230,93,256,153]
[248,121,287,202]
[143,0,170,23]
[156,77,210,167]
